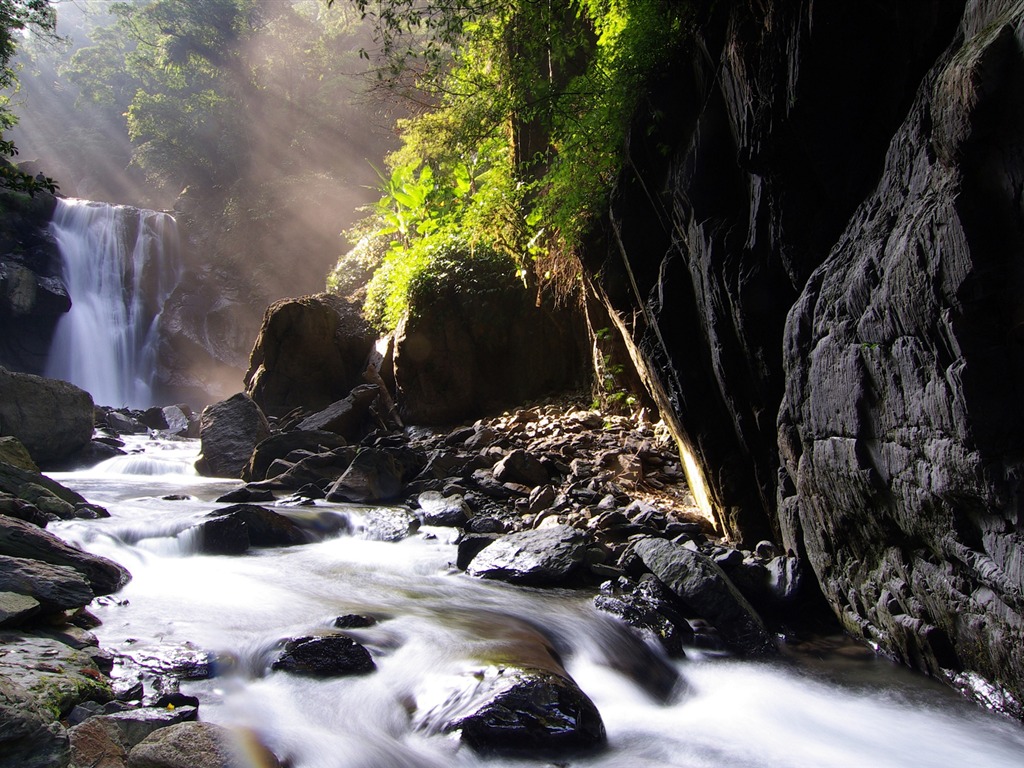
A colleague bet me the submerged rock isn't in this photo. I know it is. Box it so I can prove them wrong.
[414,665,605,755]
[271,635,375,677]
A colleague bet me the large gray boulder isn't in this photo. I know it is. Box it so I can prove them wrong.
[244,293,375,418]
[127,721,282,768]
[194,393,270,478]
[467,524,591,586]
[0,555,94,615]
[0,369,94,464]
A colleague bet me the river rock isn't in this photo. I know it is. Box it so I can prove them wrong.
[466,524,591,586]
[0,555,94,614]
[325,446,423,503]
[631,538,775,656]
[0,457,89,511]
[244,293,375,418]
[0,369,94,464]
[594,573,694,657]
[194,393,271,479]
[271,634,375,677]
[416,490,470,526]
[492,449,549,487]
[127,721,282,768]
[193,515,249,555]
[243,430,349,482]
[414,665,605,754]
[0,675,71,768]
[68,717,127,768]
[294,383,379,440]
[91,705,199,751]
[0,436,39,472]
[204,504,310,548]
[0,591,41,627]
[0,515,131,595]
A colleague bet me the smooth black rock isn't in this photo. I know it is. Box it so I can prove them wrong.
[271,635,375,677]
[204,505,309,548]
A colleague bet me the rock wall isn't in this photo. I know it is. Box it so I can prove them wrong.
[589,0,1024,710]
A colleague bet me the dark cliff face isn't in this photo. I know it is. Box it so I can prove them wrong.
[590,0,1024,711]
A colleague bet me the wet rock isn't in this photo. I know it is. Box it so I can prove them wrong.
[95,706,200,751]
[271,634,375,677]
[0,675,71,768]
[0,369,94,464]
[0,555,94,614]
[416,490,470,527]
[355,507,419,542]
[194,393,271,479]
[492,450,549,488]
[333,614,376,629]
[457,534,500,570]
[244,430,349,482]
[0,460,90,520]
[68,716,127,768]
[414,665,605,755]
[594,574,694,656]
[193,516,249,555]
[295,384,379,440]
[204,505,310,548]
[0,515,131,595]
[467,524,591,586]
[126,721,282,768]
[631,538,775,656]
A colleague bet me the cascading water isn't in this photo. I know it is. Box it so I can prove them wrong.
[49,440,1024,768]
[44,198,182,409]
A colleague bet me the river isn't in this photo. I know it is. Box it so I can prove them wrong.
[49,437,1024,768]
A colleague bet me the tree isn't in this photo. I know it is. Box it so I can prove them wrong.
[0,0,58,193]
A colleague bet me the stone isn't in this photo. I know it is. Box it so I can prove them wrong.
[127,721,282,768]
[492,449,549,487]
[244,293,375,418]
[204,504,309,548]
[325,447,423,504]
[0,458,90,514]
[97,706,200,750]
[271,634,375,677]
[294,384,379,440]
[631,538,775,656]
[416,490,470,526]
[0,515,131,595]
[392,252,586,425]
[467,524,591,586]
[243,430,349,482]
[68,716,127,768]
[0,675,71,768]
[0,555,95,614]
[0,369,94,464]
[413,665,605,755]
[0,591,40,627]
[192,515,249,555]
[594,573,694,657]
[457,534,500,570]
[0,436,39,472]
[194,393,271,479]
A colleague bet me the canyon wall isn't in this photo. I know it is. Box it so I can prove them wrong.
[590,0,1024,712]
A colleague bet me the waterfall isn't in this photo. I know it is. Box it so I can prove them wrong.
[45,198,182,409]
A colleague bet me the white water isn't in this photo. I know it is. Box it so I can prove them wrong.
[50,440,1024,768]
[45,198,182,409]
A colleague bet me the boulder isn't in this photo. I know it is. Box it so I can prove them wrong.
[325,447,423,503]
[294,384,378,440]
[90,706,199,751]
[194,394,271,479]
[192,516,249,556]
[271,634,375,677]
[0,369,94,464]
[466,524,591,586]
[0,437,39,472]
[244,293,375,418]
[414,665,605,755]
[0,676,70,768]
[0,515,130,595]
[127,721,282,768]
[492,449,549,487]
[0,591,40,627]
[416,490,470,526]
[204,505,310,548]
[631,538,775,656]
[68,717,127,768]
[355,507,420,542]
[594,573,694,657]
[0,555,94,614]
[251,446,355,491]
[243,430,349,482]
[393,250,585,425]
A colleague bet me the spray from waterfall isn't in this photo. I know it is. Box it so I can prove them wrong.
[45,198,182,409]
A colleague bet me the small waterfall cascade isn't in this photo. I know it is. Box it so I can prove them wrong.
[45,198,182,409]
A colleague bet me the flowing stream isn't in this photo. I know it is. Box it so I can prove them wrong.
[45,199,182,409]
[50,438,1024,768]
